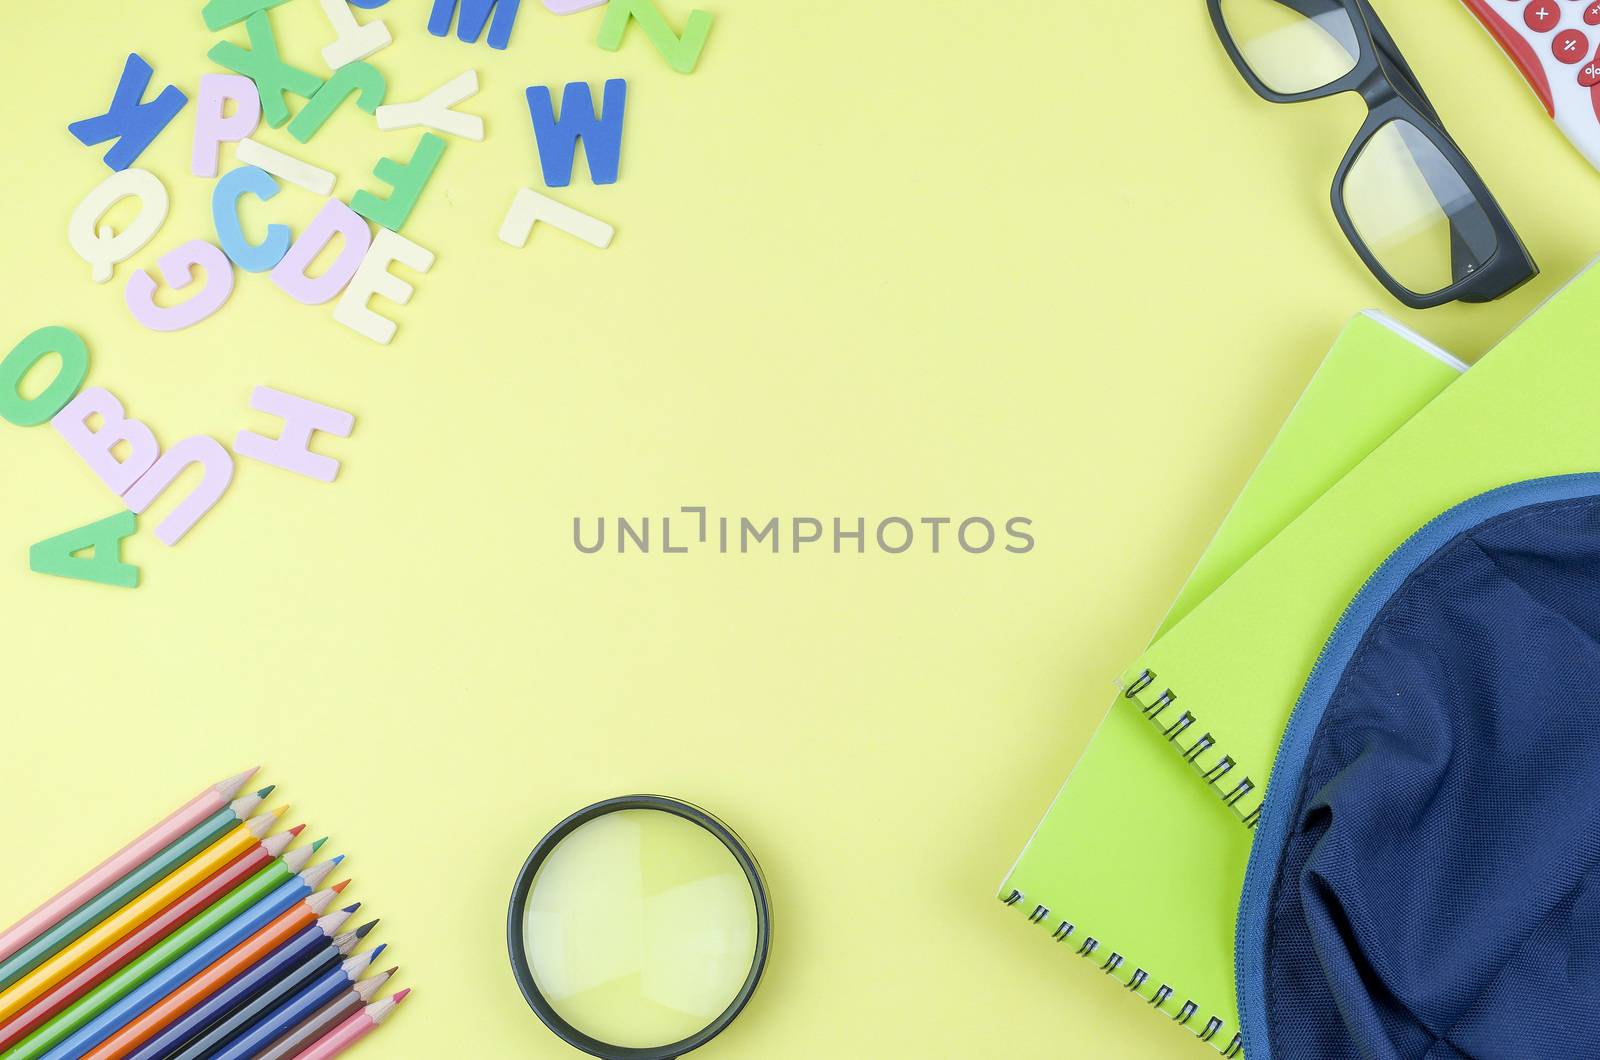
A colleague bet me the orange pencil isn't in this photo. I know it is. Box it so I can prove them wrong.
[78,884,350,1060]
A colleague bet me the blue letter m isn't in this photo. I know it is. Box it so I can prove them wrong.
[428,0,521,50]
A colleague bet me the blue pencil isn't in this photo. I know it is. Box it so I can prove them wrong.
[38,860,341,1060]
[123,916,373,1060]
[169,938,380,1060]
[203,947,385,1060]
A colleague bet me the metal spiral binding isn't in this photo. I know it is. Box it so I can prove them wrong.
[1124,669,1264,829]
[999,890,1244,1057]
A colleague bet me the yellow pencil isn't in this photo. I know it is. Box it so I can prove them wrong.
[0,807,287,1023]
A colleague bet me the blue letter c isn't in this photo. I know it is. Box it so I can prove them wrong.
[213,165,292,273]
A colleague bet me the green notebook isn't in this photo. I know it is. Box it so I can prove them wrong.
[1159,311,1466,638]
[1126,260,1600,827]
[999,311,1466,1055]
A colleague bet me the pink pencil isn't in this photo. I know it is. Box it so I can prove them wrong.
[297,990,410,1059]
[0,768,258,964]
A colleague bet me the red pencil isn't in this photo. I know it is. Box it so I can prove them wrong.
[0,833,309,1053]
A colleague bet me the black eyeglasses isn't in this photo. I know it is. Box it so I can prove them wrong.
[1209,0,1537,309]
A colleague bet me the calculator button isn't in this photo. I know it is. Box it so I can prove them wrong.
[1555,29,1589,62]
[1588,1,1600,26]
[1582,59,1600,86]
[1526,1,1560,31]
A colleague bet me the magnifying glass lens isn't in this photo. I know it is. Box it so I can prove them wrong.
[519,808,760,1049]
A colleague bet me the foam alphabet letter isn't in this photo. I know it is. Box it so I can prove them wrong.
[428,0,522,50]
[192,74,262,177]
[499,188,613,249]
[208,13,325,128]
[68,54,190,171]
[545,0,606,12]
[0,326,90,427]
[375,70,484,141]
[51,388,161,495]
[201,0,292,31]
[597,0,712,73]
[123,437,235,546]
[68,169,171,284]
[288,61,386,144]
[234,386,355,481]
[125,241,236,332]
[236,138,337,195]
[29,511,140,589]
[525,80,626,187]
[332,229,435,345]
[269,199,372,304]
[350,133,446,231]
[213,166,292,273]
[318,0,392,68]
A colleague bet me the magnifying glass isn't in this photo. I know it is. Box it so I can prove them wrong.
[507,796,772,1059]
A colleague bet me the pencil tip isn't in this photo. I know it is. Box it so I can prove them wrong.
[394,989,411,1002]
[330,854,345,866]
[341,902,361,913]
[256,785,275,798]
[312,837,328,851]
[218,768,259,799]
[288,824,306,837]
[333,879,351,893]
[370,941,386,955]
[356,920,379,938]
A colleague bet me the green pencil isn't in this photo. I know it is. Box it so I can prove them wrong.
[0,839,326,1060]
[0,789,273,992]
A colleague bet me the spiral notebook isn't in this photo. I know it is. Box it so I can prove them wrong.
[1125,258,1600,818]
[998,311,1467,1056]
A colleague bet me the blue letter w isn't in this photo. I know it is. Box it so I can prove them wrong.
[428,0,521,50]
[525,79,628,188]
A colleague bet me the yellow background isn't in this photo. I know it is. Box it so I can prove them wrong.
[0,2,1592,1056]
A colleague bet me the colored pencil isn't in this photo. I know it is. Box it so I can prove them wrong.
[0,770,257,966]
[21,866,340,1060]
[0,797,277,993]
[0,841,321,1060]
[296,990,409,1060]
[0,802,286,1022]
[0,833,304,1055]
[78,891,355,1059]
[193,946,383,1060]
[133,923,377,1060]
[251,967,393,1060]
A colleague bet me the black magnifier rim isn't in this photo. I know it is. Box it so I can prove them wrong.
[507,795,773,1060]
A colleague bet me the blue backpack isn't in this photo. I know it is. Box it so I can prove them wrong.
[1237,476,1600,1060]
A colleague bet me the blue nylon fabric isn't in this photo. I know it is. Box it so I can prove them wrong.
[1237,477,1600,1060]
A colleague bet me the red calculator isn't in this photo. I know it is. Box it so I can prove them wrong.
[1461,0,1600,169]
